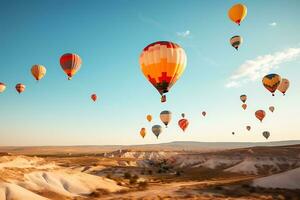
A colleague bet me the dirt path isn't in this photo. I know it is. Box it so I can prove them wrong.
[102,176,255,200]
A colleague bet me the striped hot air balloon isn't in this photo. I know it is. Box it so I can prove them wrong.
[262,74,281,96]
[160,110,172,127]
[240,94,247,103]
[31,65,46,81]
[15,83,25,94]
[178,118,189,132]
[228,3,247,25]
[0,82,6,93]
[230,35,243,50]
[60,53,82,80]
[140,41,187,102]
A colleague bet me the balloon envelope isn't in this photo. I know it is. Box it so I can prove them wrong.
[277,78,289,95]
[228,3,247,25]
[140,128,146,138]
[160,110,172,127]
[255,110,266,122]
[178,118,189,132]
[15,83,25,94]
[269,106,275,113]
[31,65,46,81]
[0,82,6,93]
[202,111,206,117]
[230,36,243,50]
[242,103,247,110]
[263,131,270,139]
[91,94,97,102]
[262,74,281,96]
[146,115,152,122]
[246,126,251,131]
[240,94,247,103]
[152,125,162,138]
[60,53,82,80]
[140,41,187,102]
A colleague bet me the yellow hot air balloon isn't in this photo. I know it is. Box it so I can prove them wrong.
[228,3,247,25]
[262,74,281,96]
[0,82,6,93]
[140,128,146,138]
[146,115,152,122]
[277,78,290,95]
[31,65,46,81]
[140,41,187,102]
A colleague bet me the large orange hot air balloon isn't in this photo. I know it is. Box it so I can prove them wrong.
[140,41,187,102]
[228,3,247,25]
[242,103,247,110]
[277,78,289,95]
[60,53,82,80]
[0,82,6,93]
[91,94,97,102]
[31,65,46,81]
[262,74,281,96]
[178,118,189,132]
[140,128,146,138]
[15,83,25,94]
[146,115,152,122]
[255,110,266,122]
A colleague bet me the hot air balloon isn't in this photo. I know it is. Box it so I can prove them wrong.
[246,126,251,131]
[60,53,82,80]
[91,94,97,102]
[255,110,266,122]
[277,78,289,95]
[146,115,152,122]
[202,111,206,117]
[240,94,247,103]
[242,103,247,110]
[140,128,146,138]
[31,65,46,81]
[152,125,162,138]
[181,113,185,118]
[232,132,235,135]
[228,3,247,25]
[160,110,172,127]
[269,106,275,113]
[0,82,6,93]
[262,74,281,96]
[140,41,187,102]
[178,118,189,132]
[262,131,270,139]
[230,36,243,50]
[15,83,25,94]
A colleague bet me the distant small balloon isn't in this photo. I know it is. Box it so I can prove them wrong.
[202,111,206,117]
[232,132,235,135]
[277,78,289,95]
[242,103,247,110]
[160,110,172,128]
[240,94,247,103]
[0,82,6,93]
[255,110,266,122]
[181,113,185,118]
[178,118,189,132]
[263,131,270,139]
[246,126,251,131]
[31,64,46,81]
[140,128,146,138]
[146,115,152,122]
[15,83,25,94]
[152,125,162,138]
[91,94,97,102]
[269,106,275,113]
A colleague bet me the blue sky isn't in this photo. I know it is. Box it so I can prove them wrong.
[0,0,300,146]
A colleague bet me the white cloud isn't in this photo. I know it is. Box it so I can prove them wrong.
[226,48,300,88]
[177,30,190,38]
[269,22,277,27]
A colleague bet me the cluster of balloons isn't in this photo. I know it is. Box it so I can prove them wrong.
[0,53,99,102]
[140,111,207,139]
